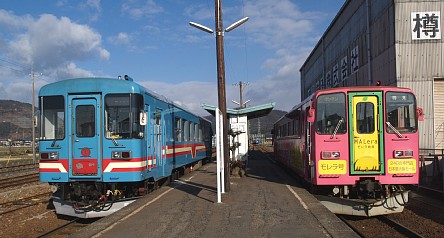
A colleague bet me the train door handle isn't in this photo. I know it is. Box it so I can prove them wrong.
[75,139,80,142]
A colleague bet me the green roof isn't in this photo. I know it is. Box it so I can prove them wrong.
[201,103,275,119]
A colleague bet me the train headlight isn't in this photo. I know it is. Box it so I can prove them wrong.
[40,152,59,160]
[393,150,413,158]
[322,151,340,159]
[111,151,131,160]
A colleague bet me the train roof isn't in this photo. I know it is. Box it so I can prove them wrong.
[39,77,207,120]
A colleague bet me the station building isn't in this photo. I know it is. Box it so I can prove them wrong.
[300,0,443,149]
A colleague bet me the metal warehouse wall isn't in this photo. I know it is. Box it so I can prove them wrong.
[394,0,444,149]
[300,0,444,149]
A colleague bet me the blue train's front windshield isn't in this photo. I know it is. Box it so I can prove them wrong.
[105,94,144,139]
[41,95,65,140]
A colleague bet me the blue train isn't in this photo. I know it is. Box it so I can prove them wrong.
[38,76,213,218]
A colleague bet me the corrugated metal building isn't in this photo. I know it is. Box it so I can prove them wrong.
[300,0,443,149]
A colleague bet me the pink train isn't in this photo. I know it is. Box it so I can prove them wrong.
[273,86,423,216]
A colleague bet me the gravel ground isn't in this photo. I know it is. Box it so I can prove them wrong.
[0,182,69,238]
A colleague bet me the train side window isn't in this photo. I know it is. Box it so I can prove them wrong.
[288,122,292,136]
[199,126,203,141]
[175,117,182,142]
[283,124,287,137]
[294,109,301,137]
[184,120,189,142]
[190,122,194,141]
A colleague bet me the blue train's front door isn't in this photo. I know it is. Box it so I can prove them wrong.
[69,95,102,179]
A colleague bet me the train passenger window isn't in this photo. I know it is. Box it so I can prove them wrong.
[386,92,417,133]
[316,93,346,135]
[190,122,194,141]
[105,94,144,139]
[184,120,189,141]
[293,110,301,137]
[40,96,65,140]
[284,125,288,136]
[175,117,182,142]
[199,126,203,141]
[76,105,95,137]
[356,102,375,134]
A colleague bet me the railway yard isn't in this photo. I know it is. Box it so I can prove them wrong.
[0,145,443,237]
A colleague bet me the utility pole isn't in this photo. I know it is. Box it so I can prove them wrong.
[31,71,36,163]
[233,81,249,108]
[215,0,230,192]
[189,0,248,194]
[30,68,42,164]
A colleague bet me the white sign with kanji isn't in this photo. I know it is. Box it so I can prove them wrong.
[411,11,441,40]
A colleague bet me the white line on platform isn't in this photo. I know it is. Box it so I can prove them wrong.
[286,184,309,210]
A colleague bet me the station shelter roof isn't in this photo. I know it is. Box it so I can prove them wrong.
[201,102,275,120]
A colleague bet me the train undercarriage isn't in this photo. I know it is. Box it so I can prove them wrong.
[49,163,198,218]
[313,178,410,216]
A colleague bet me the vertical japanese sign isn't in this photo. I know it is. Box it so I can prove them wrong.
[341,56,348,82]
[332,64,339,87]
[326,71,332,88]
[351,46,359,73]
[411,11,441,40]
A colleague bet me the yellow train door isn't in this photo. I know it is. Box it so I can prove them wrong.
[349,92,384,174]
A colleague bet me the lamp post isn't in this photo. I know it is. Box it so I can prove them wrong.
[189,1,248,193]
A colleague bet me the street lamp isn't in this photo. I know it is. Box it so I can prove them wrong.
[189,1,248,194]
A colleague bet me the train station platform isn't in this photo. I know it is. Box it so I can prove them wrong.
[72,149,359,238]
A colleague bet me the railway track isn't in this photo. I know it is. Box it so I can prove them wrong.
[0,191,51,215]
[339,214,424,238]
[36,217,99,238]
[0,161,38,173]
[0,171,40,189]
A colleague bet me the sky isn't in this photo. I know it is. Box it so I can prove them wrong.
[0,0,345,116]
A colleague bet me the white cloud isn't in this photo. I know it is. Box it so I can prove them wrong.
[0,11,109,103]
[243,0,326,49]
[109,32,131,45]
[122,0,164,20]
[140,80,219,116]
[3,13,109,68]
[0,9,33,30]
[184,4,213,22]
[3,13,108,65]
[81,0,102,22]
[220,0,331,111]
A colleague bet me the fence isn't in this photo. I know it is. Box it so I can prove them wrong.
[418,148,444,193]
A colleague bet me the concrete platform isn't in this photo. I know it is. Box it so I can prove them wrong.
[72,150,359,238]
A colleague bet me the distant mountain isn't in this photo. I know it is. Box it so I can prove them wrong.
[0,100,34,140]
[249,110,286,136]
[203,109,287,136]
